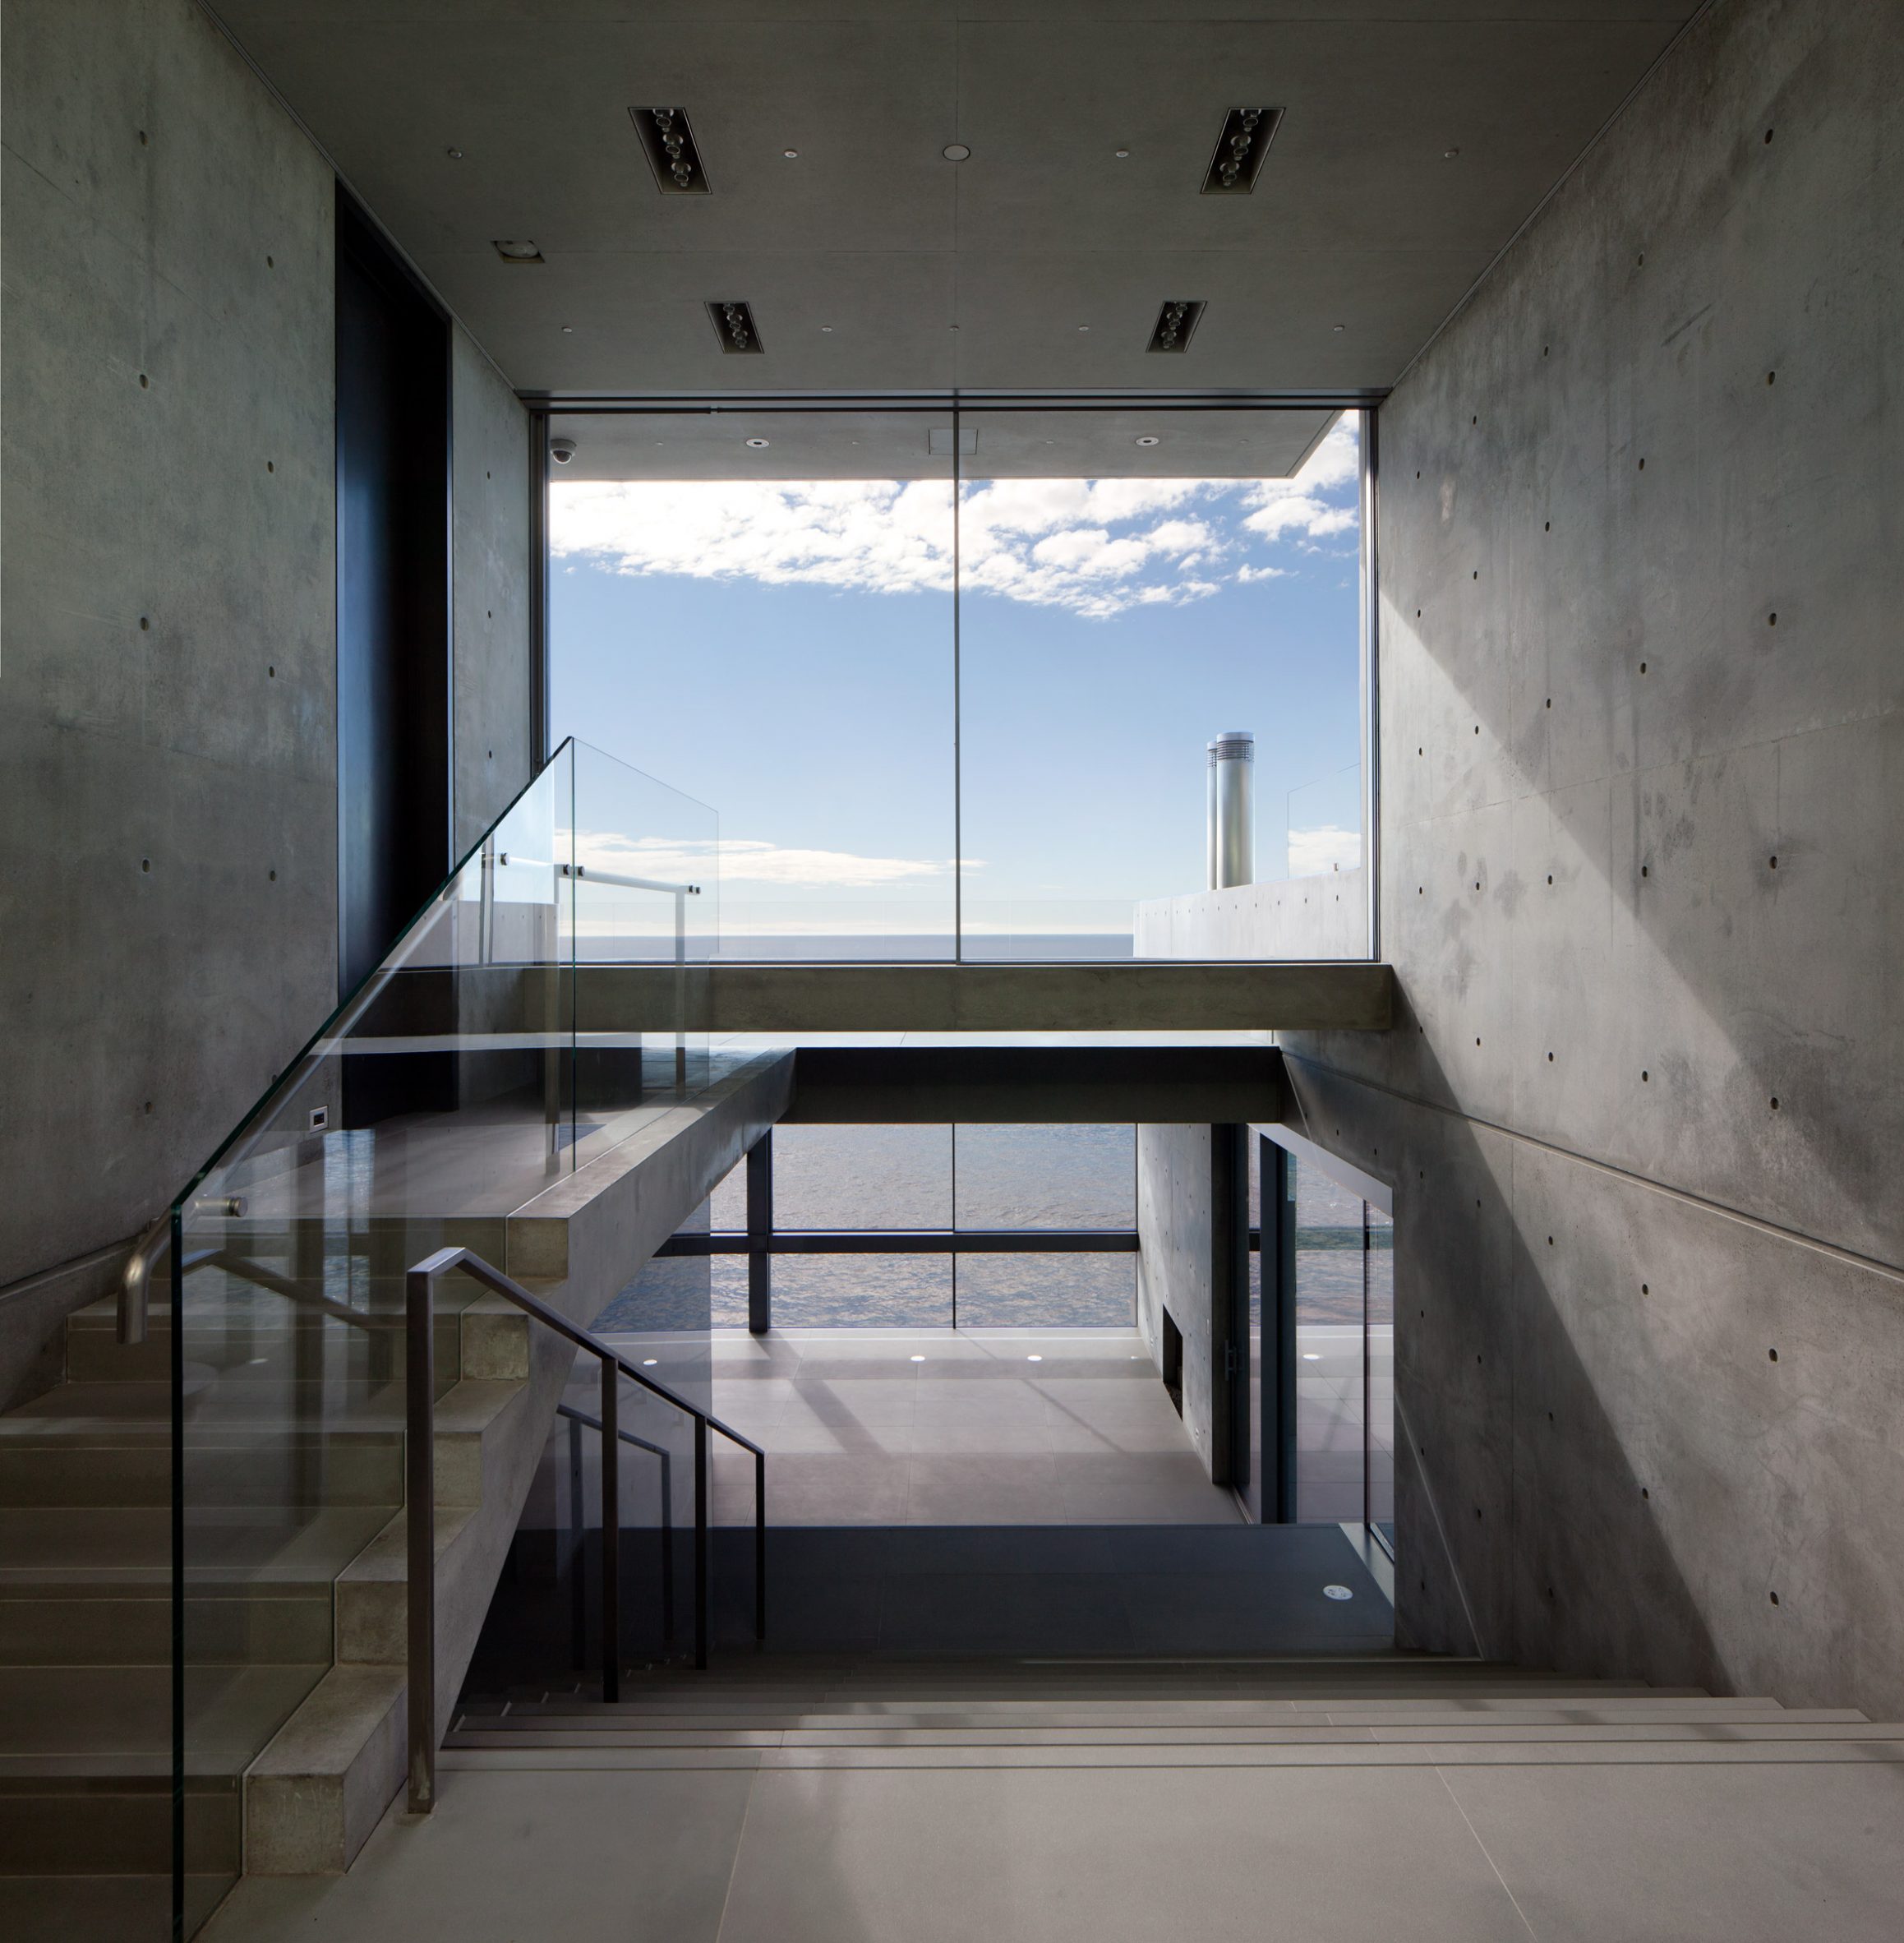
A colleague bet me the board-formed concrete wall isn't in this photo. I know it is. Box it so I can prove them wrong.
[1284,0,1904,1716]
[0,3,537,1322]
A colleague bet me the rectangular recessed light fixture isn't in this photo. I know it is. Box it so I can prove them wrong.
[708,300,764,353]
[492,239,544,264]
[1201,107,1283,194]
[630,107,710,193]
[1146,300,1206,353]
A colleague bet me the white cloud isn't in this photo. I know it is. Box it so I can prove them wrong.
[1288,825,1362,876]
[576,830,957,890]
[1235,564,1289,584]
[550,415,1359,619]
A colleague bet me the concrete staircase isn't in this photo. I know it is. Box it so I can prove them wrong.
[446,1656,1904,1773]
[0,1274,543,1940]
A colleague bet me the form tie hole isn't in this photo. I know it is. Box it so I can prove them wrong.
[1768,1348,1778,1362]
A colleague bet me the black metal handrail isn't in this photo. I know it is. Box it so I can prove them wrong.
[404,1245,765,1815]
[557,1402,675,1654]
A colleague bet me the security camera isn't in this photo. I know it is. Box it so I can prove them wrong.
[550,437,577,465]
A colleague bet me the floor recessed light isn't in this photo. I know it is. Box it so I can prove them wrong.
[782,148,799,159]
[943,143,970,161]
[745,436,769,448]
[643,1359,657,1367]
[1332,323,1346,332]
[1444,147,1460,159]
[445,147,463,160]
[492,238,544,264]
[1115,147,1131,159]
[910,1355,925,1363]
[1135,435,1159,446]
[1323,1584,1353,1601]
[820,325,833,332]
[1302,1352,1321,1362]
[1026,1354,1044,1362]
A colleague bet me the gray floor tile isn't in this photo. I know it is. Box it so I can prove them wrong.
[1445,1761,1904,1941]
[715,1765,1531,1942]
[200,1768,754,1942]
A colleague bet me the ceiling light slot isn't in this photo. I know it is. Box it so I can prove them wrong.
[708,300,764,354]
[1146,299,1206,353]
[631,107,710,193]
[1201,107,1283,194]
[491,239,544,264]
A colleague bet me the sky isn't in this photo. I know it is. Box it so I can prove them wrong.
[551,413,1364,941]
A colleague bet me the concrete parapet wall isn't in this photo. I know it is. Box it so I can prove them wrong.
[1134,870,1368,961]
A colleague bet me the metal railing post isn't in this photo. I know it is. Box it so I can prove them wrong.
[567,1413,586,1670]
[674,887,688,1090]
[478,838,496,965]
[694,1415,709,1670]
[600,1359,620,1703]
[660,1451,675,1641]
[754,1448,767,1643]
[404,1261,439,1814]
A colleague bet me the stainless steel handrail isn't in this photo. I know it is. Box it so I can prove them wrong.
[119,1222,394,1345]
[404,1245,765,1815]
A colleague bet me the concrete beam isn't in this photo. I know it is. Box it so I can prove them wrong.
[785,1045,1288,1124]
[577,961,1394,1035]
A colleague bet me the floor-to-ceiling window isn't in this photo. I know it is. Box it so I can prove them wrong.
[547,400,1371,962]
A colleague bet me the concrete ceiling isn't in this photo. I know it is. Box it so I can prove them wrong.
[549,405,1339,480]
[215,2,1697,399]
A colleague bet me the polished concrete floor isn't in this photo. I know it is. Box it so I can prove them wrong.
[205,1663,1904,1943]
[699,1327,1244,1527]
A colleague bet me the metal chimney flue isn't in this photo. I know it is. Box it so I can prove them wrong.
[1206,732,1255,888]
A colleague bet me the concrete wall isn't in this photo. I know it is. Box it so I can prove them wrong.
[1134,1124,1216,1478]
[1135,870,1367,961]
[450,329,535,857]
[1,0,339,1304]
[1284,0,1904,1716]
[0,2,538,1366]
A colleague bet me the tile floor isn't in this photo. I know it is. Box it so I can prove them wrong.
[697,1327,1243,1528]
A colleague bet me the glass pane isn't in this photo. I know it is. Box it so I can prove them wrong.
[955,1254,1135,1328]
[570,739,719,1114]
[1367,1205,1395,1540]
[957,407,1367,959]
[1293,1156,1367,1521]
[771,1257,954,1328]
[954,1124,1134,1229]
[549,409,957,958]
[772,1125,952,1230]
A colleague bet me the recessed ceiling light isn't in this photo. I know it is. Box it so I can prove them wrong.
[630,107,710,192]
[1026,1354,1044,1362]
[745,437,769,448]
[1114,147,1131,159]
[910,1354,925,1363]
[642,1358,657,1366]
[708,299,764,353]
[943,142,970,161]
[820,325,833,332]
[1077,325,1090,332]
[1202,108,1284,194]
[782,148,799,159]
[560,325,574,334]
[1302,1352,1321,1361]
[1332,323,1345,332]
[492,239,544,264]
[445,147,463,160]
[1135,435,1159,446]
[1444,147,1460,159]
[1146,299,1206,353]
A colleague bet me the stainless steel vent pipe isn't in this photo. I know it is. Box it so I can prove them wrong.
[1206,731,1255,888]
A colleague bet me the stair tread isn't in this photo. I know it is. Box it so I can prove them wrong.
[0,1503,393,1585]
[0,1664,325,1767]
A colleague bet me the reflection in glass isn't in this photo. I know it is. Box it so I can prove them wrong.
[1293,1156,1367,1522]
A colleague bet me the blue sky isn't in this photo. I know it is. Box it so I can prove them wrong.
[551,414,1363,939]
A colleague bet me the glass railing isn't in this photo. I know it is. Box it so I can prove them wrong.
[141,739,714,1933]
